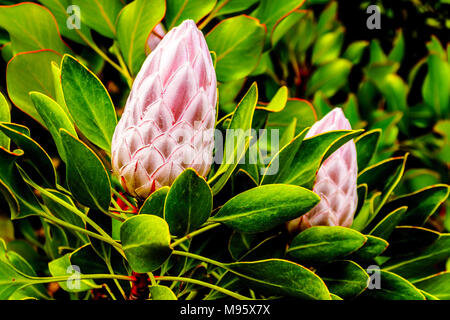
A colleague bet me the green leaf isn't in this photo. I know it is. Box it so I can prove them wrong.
[224,259,331,300]
[358,155,408,219]
[164,169,212,236]
[347,235,388,262]
[381,184,450,227]
[367,206,407,240]
[287,226,367,265]
[264,129,362,188]
[0,122,56,188]
[50,61,71,120]
[120,214,173,273]
[383,234,450,281]
[48,254,98,292]
[60,129,111,212]
[311,28,344,65]
[165,0,216,29]
[318,260,369,299]
[210,184,320,233]
[265,98,317,138]
[0,2,68,55]
[384,226,440,257]
[422,53,450,117]
[139,186,169,218]
[209,83,258,195]
[388,29,405,63]
[0,93,10,149]
[6,50,61,126]
[116,0,165,75]
[215,0,259,16]
[271,10,303,47]
[206,15,265,82]
[257,86,288,113]
[251,0,305,44]
[30,92,77,162]
[306,59,352,98]
[361,268,425,300]
[71,0,123,38]
[0,239,48,300]
[260,128,309,185]
[354,129,381,171]
[343,41,369,64]
[61,55,117,151]
[316,1,337,35]
[0,148,44,219]
[149,285,177,300]
[413,272,450,300]
[369,40,387,64]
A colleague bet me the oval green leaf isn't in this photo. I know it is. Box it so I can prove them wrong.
[120,214,173,273]
[211,184,320,233]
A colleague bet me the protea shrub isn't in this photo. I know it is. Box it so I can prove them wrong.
[0,0,449,303]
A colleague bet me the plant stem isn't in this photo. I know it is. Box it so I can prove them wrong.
[75,30,133,87]
[111,188,136,211]
[156,276,251,300]
[198,0,230,30]
[172,250,229,271]
[41,212,123,255]
[170,223,221,248]
[28,273,133,284]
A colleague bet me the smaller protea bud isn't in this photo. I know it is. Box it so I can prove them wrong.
[146,23,166,53]
[111,20,217,199]
[287,108,358,233]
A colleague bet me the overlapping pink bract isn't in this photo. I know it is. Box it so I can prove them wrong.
[288,108,358,232]
[111,20,217,199]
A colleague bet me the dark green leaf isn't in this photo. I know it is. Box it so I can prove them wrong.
[360,268,425,300]
[209,83,258,194]
[354,129,381,171]
[287,226,367,265]
[318,260,369,299]
[61,55,117,151]
[225,259,331,300]
[0,122,56,187]
[139,186,169,218]
[346,235,388,262]
[413,272,450,300]
[0,148,44,219]
[211,184,320,233]
[120,214,173,273]
[164,169,212,236]
[60,129,111,212]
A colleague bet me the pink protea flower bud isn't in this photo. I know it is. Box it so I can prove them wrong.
[287,108,358,233]
[146,23,166,53]
[111,20,217,199]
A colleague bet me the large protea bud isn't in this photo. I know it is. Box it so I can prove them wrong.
[111,20,217,199]
[287,108,358,233]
